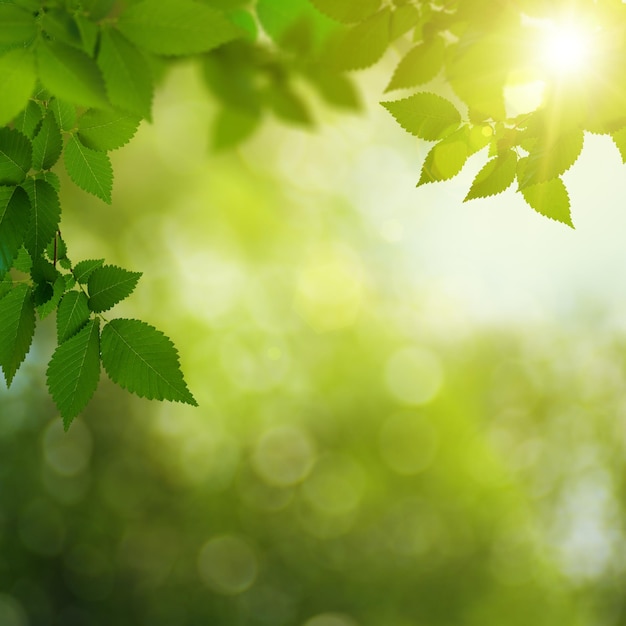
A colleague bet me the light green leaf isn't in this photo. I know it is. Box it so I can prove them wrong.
[417,128,471,186]
[389,4,420,40]
[32,110,63,171]
[79,0,115,20]
[57,290,91,343]
[36,275,65,320]
[0,186,29,275]
[611,126,626,163]
[308,0,381,24]
[303,68,360,110]
[12,246,31,273]
[49,98,77,132]
[381,92,461,141]
[521,177,573,228]
[77,109,141,151]
[518,130,584,189]
[87,264,141,312]
[0,127,32,186]
[0,4,37,48]
[73,258,104,284]
[0,283,35,386]
[46,318,101,430]
[386,37,445,92]
[13,100,44,139]
[64,134,113,203]
[101,318,197,406]
[21,178,61,262]
[212,108,260,151]
[465,150,517,201]
[36,40,108,109]
[325,7,391,71]
[97,28,153,120]
[117,0,241,56]
[0,48,36,127]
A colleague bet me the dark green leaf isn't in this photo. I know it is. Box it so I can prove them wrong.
[13,100,44,139]
[49,98,77,132]
[78,109,141,151]
[0,48,36,127]
[101,318,197,405]
[32,110,63,171]
[64,134,113,203]
[36,275,65,320]
[0,127,32,186]
[22,178,61,262]
[47,318,101,430]
[0,283,35,386]
[117,0,241,56]
[37,40,108,109]
[87,264,141,312]
[57,290,91,343]
[382,92,461,141]
[73,258,104,284]
[97,28,153,119]
[0,186,30,275]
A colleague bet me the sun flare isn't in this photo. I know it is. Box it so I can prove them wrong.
[541,21,595,75]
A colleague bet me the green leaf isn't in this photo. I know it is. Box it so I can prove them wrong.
[46,318,101,430]
[308,0,381,24]
[117,0,241,56]
[75,14,99,56]
[417,128,471,187]
[265,83,312,127]
[0,127,32,186]
[87,264,141,312]
[0,4,37,48]
[36,40,108,109]
[57,290,91,343]
[97,28,153,120]
[521,177,573,228]
[0,186,30,275]
[325,7,391,71]
[73,258,104,284]
[0,283,35,386]
[79,0,115,20]
[77,109,141,151]
[100,318,197,406]
[386,37,445,92]
[21,178,61,262]
[212,108,260,151]
[36,275,65,320]
[12,246,31,273]
[13,100,44,139]
[37,170,61,194]
[303,68,360,110]
[518,130,584,189]
[32,110,63,171]
[611,126,626,163]
[389,4,420,40]
[64,134,113,203]
[382,93,461,141]
[40,8,82,49]
[0,48,36,127]
[0,275,11,300]
[49,98,77,132]
[465,150,517,201]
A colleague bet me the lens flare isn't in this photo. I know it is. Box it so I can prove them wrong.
[542,21,594,75]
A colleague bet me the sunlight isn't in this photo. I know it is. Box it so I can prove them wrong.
[541,21,594,76]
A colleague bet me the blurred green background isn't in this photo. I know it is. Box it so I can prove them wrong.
[3,59,626,626]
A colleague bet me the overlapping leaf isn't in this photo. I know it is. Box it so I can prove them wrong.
[521,177,573,227]
[0,283,35,386]
[57,291,91,343]
[13,100,44,139]
[22,178,61,262]
[117,0,241,55]
[97,29,153,120]
[0,48,36,127]
[308,0,381,24]
[32,110,63,171]
[386,37,445,92]
[73,258,104,284]
[418,128,472,187]
[47,318,101,430]
[382,93,461,141]
[0,127,32,185]
[101,318,197,405]
[0,186,30,275]
[465,150,518,201]
[0,4,37,49]
[78,109,141,151]
[64,135,113,203]
[87,264,141,312]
